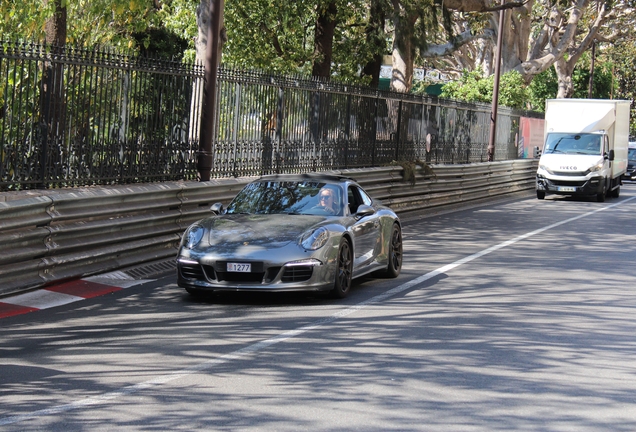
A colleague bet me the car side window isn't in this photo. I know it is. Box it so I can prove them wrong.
[357,187,373,206]
[347,185,371,214]
[347,187,359,214]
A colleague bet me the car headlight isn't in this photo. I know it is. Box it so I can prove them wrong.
[183,225,205,249]
[300,227,329,250]
[538,164,553,175]
[587,162,603,173]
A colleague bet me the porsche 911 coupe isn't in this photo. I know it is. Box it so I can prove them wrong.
[176,174,402,298]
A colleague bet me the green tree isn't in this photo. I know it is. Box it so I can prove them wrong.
[438,70,528,109]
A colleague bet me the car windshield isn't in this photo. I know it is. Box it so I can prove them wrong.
[226,181,345,216]
[543,133,602,155]
[629,148,636,161]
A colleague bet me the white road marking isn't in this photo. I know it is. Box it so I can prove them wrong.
[2,196,634,426]
[3,290,84,309]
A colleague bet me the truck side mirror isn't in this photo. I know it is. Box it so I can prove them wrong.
[607,149,615,161]
[533,146,541,158]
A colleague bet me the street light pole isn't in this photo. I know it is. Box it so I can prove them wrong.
[488,0,505,162]
[197,0,224,181]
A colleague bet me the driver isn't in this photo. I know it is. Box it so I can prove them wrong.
[315,186,337,214]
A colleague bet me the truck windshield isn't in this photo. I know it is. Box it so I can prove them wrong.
[544,133,602,155]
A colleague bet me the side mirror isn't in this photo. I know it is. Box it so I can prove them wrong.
[210,202,225,215]
[355,204,375,219]
[608,149,615,161]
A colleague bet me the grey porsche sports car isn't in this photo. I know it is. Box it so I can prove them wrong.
[176,174,403,298]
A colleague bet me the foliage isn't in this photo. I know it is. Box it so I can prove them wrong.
[222,0,375,81]
[527,69,558,112]
[156,0,199,62]
[0,0,170,49]
[390,160,434,185]
[527,56,615,112]
[132,27,190,59]
[603,41,636,137]
[439,70,528,109]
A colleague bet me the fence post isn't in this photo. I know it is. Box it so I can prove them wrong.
[275,86,284,173]
[231,83,241,177]
[344,94,351,169]
[395,100,403,161]
[372,97,378,167]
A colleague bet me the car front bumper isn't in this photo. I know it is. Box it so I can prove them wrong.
[176,241,340,293]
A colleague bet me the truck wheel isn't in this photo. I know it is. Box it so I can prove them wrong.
[612,186,620,198]
[597,190,606,202]
[536,191,545,200]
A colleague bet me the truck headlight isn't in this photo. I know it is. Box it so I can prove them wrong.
[587,162,603,174]
[538,164,553,175]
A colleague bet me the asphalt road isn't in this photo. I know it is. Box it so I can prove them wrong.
[2,185,636,431]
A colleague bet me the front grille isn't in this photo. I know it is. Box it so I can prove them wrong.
[550,179,587,187]
[553,171,586,177]
[281,265,314,282]
[179,263,205,280]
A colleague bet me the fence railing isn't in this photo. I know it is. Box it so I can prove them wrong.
[0,40,543,190]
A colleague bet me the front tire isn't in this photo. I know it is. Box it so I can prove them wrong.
[331,238,353,298]
[597,189,606,202]
[380,223,402,278]
[536,190,545,200]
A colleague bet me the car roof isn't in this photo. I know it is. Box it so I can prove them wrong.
[256,173,357,184]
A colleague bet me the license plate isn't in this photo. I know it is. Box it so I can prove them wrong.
[227,262,251,272]
[557,186,576,192]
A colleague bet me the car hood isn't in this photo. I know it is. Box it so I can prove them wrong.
[199,214,332,248]
[539,154,603,171]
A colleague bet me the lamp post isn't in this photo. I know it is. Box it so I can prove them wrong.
[197,0,224,181]
[488,0,505,162]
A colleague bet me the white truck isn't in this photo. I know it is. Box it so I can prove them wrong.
[536,99,631,202]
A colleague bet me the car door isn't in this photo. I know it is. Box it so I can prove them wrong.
[347,185,383,270]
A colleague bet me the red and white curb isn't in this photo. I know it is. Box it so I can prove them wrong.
[0,271,152,319]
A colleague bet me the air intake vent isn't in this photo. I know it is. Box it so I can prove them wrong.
[281,265,313,282]
[179,263,205,280]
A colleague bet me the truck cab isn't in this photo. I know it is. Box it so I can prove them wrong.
[536,132,614,201]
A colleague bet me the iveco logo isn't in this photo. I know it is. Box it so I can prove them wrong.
[559,166,577,170]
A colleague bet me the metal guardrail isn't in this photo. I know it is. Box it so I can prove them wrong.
[0,160,538,297]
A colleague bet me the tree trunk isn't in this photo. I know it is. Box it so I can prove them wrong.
[312,1,338,78]
[554,58,575,98]
[361,0,387,88]
[45,0,67,46]
[390,1,414,93]
[41,0,67,183]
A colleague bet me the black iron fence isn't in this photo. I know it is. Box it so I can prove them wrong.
[0,40,542,190]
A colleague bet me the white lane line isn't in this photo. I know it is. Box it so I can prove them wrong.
[2,196,634,426]
[3,290,84,309]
